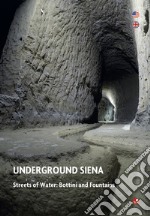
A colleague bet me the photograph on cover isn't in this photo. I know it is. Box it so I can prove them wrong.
[0,0,150,215]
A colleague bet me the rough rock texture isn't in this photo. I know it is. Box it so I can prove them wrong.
[0,0,101,127]
[0,0,138,127]
[131,0,150,130]
[0,124,100,158]
[83,124,150,156]
[0,125,120,215]
[0,152,119,216]
[0,94,22,127]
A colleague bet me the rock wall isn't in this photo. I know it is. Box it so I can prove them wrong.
[131,0,150,130]
[0,0,138,127]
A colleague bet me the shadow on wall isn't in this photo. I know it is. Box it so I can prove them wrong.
[0,0,25,57]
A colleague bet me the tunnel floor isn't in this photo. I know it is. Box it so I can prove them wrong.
[83,123,149,156]
[1,123,149,159]
[64,124,150,216]
[0,124,150,216]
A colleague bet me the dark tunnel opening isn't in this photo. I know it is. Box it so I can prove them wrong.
[0,0,24,58]
[98,48,139,123]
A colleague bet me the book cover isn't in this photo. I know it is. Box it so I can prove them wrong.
[0,0,150,215]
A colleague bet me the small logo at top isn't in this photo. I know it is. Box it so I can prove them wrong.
[132,197,139,205]
[132,11,140,18]
[133,21,140,28]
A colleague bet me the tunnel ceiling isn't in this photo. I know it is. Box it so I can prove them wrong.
[102,48,139,81]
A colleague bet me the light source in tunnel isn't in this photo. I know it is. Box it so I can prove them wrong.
[100,71,139,123]
[98,97,116,122]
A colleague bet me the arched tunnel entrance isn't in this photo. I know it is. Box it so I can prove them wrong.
[98,48,139,123]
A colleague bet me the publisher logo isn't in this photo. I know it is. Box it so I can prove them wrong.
[84,147,150,215]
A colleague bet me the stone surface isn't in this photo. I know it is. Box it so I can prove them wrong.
[0,124,100,159]
[83,124,150,156]
[0,94,22,127]
[0,0,138,127]
[130,0,150,130]
[0,125,119,216]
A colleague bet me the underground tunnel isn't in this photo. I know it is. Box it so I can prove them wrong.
[0,0,140,127]
[0,1,150,216]
[98,48,139,123]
